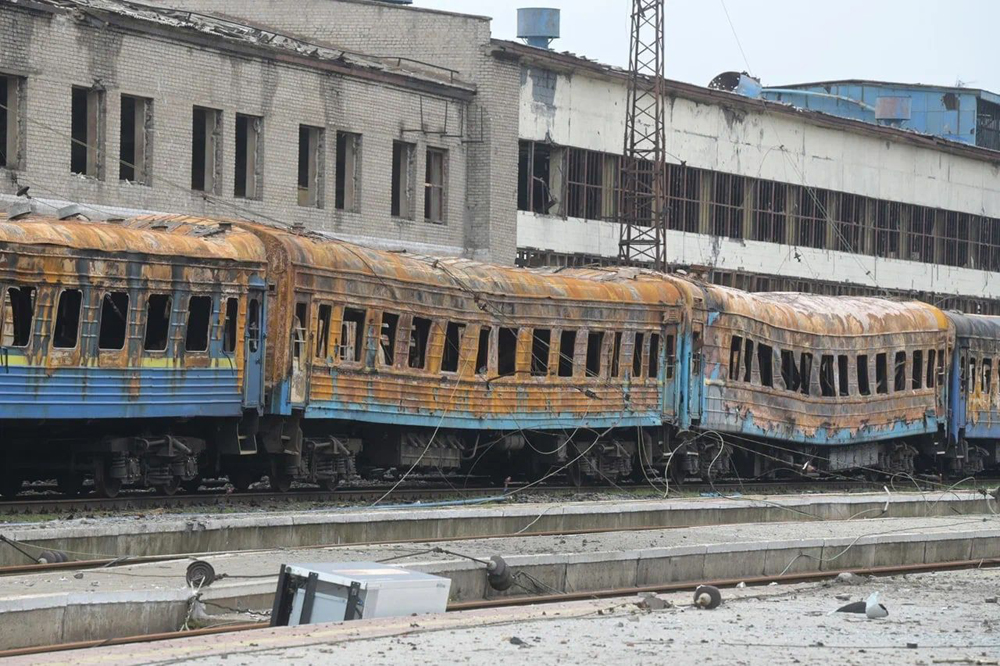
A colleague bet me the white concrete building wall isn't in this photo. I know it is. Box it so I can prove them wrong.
[517,63,1000,300]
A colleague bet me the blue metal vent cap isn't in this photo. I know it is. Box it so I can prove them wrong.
[517,7,560,49]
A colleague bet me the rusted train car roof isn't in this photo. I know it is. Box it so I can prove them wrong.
[0,215,267,263]
[945,312,1000,340]
[241,223,687,306]
[704,285,950,335]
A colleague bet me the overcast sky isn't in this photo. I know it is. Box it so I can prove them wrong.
[416,1,1000,92]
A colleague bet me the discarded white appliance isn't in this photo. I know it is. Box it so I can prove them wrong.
[270,562,452,627]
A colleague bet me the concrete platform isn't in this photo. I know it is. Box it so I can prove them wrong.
[0,514,997,650]
[0,490,992,567]
[22,567,997,666]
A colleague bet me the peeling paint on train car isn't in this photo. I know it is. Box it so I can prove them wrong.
[698,285,953,445]
[945,312,1000,441]
[0,216,268,420]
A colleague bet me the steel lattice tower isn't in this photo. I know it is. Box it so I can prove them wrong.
[618,0,667,271]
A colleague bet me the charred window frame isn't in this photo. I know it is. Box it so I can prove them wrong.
[926,349,936,388]
[341,308,368,364]
[742,338,755,383]
[894,351,907,392]
[391,141,416,219]
[730,335,744,381]
[441,321,465,374]
[984,358,993,395]
[335,131,361,212]
[820,354,836,397]
[780,349,800,392]
[52,289,83,350]
[143,294,172,352]
[298,125,325,209]
[797,187,828,249]
[518,140,562,215]
[98,292,129,351]
[649,333,663,379]
[314,304,332,360]
[837,355,850,396]
[1,285,34,348]
[799,353,814,396]
[710,171,745,239]
[475,326,491,375]
[585,331,604,378]
[969,357,978,396]
[531,329,551,377]
[497,327,519,377]
[610,332,623,378]
[222,297,239,354]
[666,163,701,232]
[379,312,399,367]
[756,343,774,387]
[751,180,787,244]
[292,302,308,364]
[912,350,924,390]
[857,355,871,396]
[558,330,576,378]
[0,74,25,170]
[71,85,105,179]
[632,332,646,379]
[407,316,432,370]
[875,353,888,395]
[191,106,222,194]
[424,147,447,223]
[184,295,212,352]
[119,94,152,185]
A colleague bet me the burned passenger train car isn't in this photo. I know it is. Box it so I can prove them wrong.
[0,216,268,497]
[687,286,954,479]
[943,313,1000,473]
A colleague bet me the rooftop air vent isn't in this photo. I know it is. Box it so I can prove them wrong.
[517,8,560,50]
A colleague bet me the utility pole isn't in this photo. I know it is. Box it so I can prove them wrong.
[618,0,667,271]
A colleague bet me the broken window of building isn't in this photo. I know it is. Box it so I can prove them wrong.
[407,316,431,369]
[191,106,222,193]
[497,327,518,377]
[836,193,868,254]
[235,114,262,199]
[71,86,104,178]
[666,164,701,232]
[380,313,399,366]
[751,180,787,244]
[185,296,212,352]
[52,289,82,349]
[298,125,325,208]
[874,200,901,259]
[710,172,745,239]
[2,286,34,348]
[977,217,1000,272]
[143,294,171,352]
[977,98,1000,151]
[531,329,551,376]
[335,131,360,212]
[566,148,607,220]
[391,141,415,219]
[441,321,465,373]
[907,206,936,263]
[98,292,129,351]
[424,147,447,222]
[119,95,152,184]
[797,188,828,249]
[475,326,491,375]
[0,74,24,170]
[518,141,563,215]
[942,211,971,268]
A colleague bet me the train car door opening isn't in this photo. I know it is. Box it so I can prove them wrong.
[687,323,704,425]
[243,284,266,410]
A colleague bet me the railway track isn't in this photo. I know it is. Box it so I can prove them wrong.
[0,479,929,516]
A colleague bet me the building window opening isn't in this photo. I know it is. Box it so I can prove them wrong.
[120,94,152,184]
[497,327,519,377]
[441,321,465,373]
[191,106,221,193]
[185,296,212,352]
[0,75,19,169]
[391,141,415,219]
[52,289,83,349]
[71,86,104,178]
[98,292,129,350]
[234,114,262,199]
[143,294,171,351]
[586,331,604,377]
[425,148,446,222]
[407,316,431,369]
[298,125,325,208]
[336,131,360,212]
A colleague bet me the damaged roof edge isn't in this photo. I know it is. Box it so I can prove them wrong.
[491,39,1000,166]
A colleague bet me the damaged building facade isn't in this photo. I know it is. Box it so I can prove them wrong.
[3,0,1000,313]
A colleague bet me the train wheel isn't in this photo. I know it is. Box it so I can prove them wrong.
[0,471,23,499]
[94,463,122,499]
[567,460,584,488]
[156,477,181,496]
[57,474,84,496]
[269,474,293,493]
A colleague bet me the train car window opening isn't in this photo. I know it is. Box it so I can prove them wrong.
[729,336,743,381]
[661,334,672,379]
[691,331,702,378]
[442,322,465,373]
[742,339,754,383]
[497,327,519,377]
[610,332,623,378]
[223,297,239,354]
[185,296,213,352]
[838,355,850,396]
[780,349,799,392]
[585,331,604,378]
[52,289,83,349]
[380,313,399,366]
[894,351,907,392]
[144,295,172,352]
[2,285,35,348]
[558,330,576,377]
[959,354,967,395]
[531,329,551,377]
[757,343,774,387]
[407,316,432,369]
[293,303,308,361]
[633,332,645,378]
[476,326,491,375]
[911,350,924,389]
[925,349,936,388]
[857,355,871,396]
[342,308,367,364]
[984,359,993,395]
[937,349,946,389]
[875,353,888,395]
[98,292,129,350]
[969,358,978,395]
[247,298,260,353]
[314,304,332,359]
[799,353,814,396]
[820,355,835,397]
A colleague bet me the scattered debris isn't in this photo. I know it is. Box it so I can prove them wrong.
[736,582,746,589]
[509,636,532,648]
[693,585,722,610]
[637,593,672,611]
[835,572,864,586]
